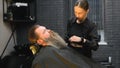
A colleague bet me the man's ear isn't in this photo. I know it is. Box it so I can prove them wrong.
[37,39,47,46]
[37,39,43,45]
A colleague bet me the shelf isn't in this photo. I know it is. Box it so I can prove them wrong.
[3,0,36,23]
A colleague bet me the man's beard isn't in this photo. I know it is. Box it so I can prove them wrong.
[45,30,67,49]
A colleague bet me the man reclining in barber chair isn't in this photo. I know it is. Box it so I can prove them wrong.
[28,24,107,68]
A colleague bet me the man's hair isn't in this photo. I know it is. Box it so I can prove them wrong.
[28,25,40,43]
[75,0,89,11]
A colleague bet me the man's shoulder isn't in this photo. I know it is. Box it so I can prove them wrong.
[34,46,60,60]
[40,46,59,53]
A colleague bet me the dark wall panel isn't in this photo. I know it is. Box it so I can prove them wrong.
[36,0,68,37]
[92,0,120,68]
[104,0,120,68]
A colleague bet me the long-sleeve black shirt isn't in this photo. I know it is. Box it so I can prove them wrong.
[65,18,99,58]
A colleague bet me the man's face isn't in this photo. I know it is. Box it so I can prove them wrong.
[35,26,50,40]
[35,26,66,48]
[74,6,88,22]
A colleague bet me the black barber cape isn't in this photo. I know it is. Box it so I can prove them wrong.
[32,46,106,68]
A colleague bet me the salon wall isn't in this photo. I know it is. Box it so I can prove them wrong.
[0,0,15,58]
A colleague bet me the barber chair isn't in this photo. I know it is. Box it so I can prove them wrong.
[0,44,39,68]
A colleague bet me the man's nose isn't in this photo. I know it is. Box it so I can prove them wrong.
[76,14,79,18]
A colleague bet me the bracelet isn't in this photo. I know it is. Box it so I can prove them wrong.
[81,37,84,43]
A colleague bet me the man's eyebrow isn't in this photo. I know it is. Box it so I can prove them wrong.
[42,29,46,34]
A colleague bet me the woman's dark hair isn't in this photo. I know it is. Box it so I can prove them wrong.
[75,0,89,11]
